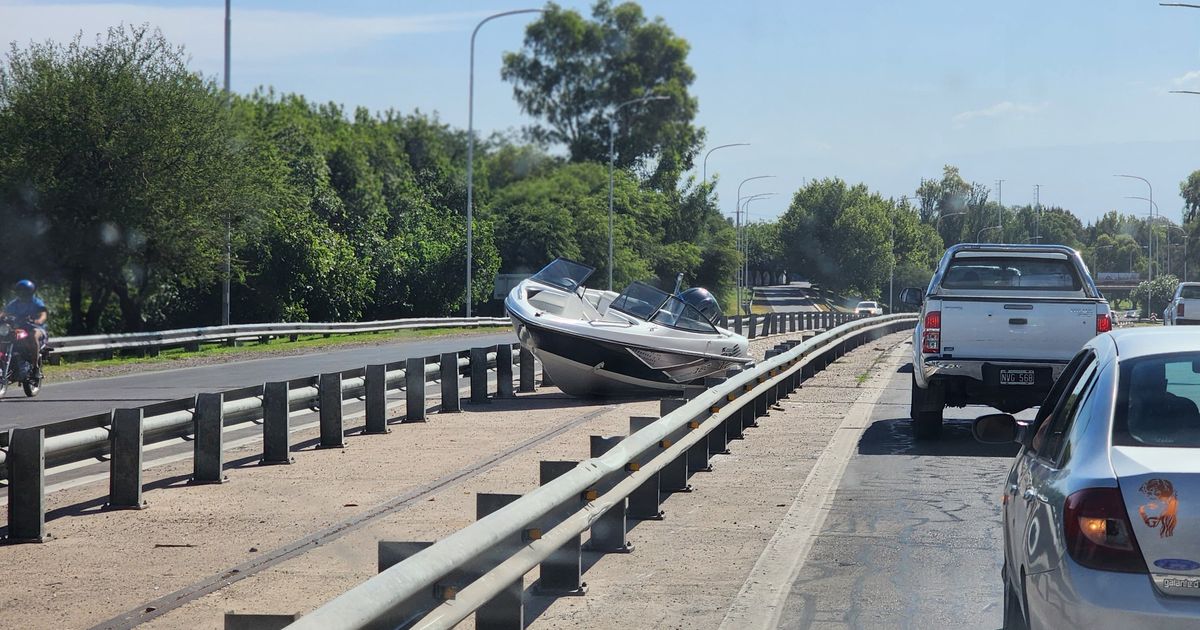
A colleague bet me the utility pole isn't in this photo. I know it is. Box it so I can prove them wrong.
[1034,184,1041,243]
[222,0,232,326]
[995,179,1005,243]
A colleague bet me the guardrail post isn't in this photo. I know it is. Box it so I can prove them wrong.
[378,540,433,573]
[682,386,711,473]
[475,493,525,630]
[627,416,664,520]
[747,314,757,339]
[193,392,227,484]
[261,381,293,465]
[470,347,489,404]
[405,358,427,422]
[519,348,537,393]
[658,398,691,492]
[318,373,345,448]
[439,352,462,413]
[223,613,301,630]
[5,427,45,543]
[704,376,730,456]
[585,436,633,553]
[723,367,746,441]
[535,461,587,595]
[733,315,743,335]
[364,365,391,434]
[496,344,514,399]
[108,408,146,509]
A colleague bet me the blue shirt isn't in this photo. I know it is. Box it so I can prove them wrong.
[4,297,47,330]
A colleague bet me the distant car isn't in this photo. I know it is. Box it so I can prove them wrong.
[1165,282,1200,325]
[974,327,1200,629]
[854,301,883,316]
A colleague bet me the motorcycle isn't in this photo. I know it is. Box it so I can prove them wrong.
[0,316,44,397]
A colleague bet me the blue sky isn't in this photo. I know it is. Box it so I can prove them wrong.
[4,0,1200,223]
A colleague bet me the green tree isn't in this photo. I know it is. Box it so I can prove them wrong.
[1181,170,1200,222]
[0,25,281,332]
[501,0,703,189]
[778,178,891,297]
[1135,274,1179,318]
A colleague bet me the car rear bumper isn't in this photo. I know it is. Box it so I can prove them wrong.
[1027,561,1200,630]
[920,357,1071,383]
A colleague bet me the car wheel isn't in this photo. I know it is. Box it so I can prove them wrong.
[910,374,943,440]
[1002,564,1029,630]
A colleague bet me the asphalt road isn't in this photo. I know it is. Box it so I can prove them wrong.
[754,282,819,313]
[0,331,516,431]
[777,362,1033,629]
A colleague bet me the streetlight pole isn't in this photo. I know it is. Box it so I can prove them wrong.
[1094,244,1116,275]
[1034,183,1041,243]
[1116,175,1153,317]
[978,225,1001,242]
[222,0,232,326]
[735,176,775,313]
[702,143,749,190]
[740,192,777,300]
[1167,224,1187,280]
[465,8,543,317]
[608,94,670,290]
[996,179,1005,243]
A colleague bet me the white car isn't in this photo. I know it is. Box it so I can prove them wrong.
[854,301,883,316]
[974,327,1200,629]
[1165,282,1200,326]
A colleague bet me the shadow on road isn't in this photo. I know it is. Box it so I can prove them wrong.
[857,416,1020,458]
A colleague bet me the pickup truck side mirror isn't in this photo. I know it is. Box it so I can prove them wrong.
[899,287,924,308]
[972,413,1019,444]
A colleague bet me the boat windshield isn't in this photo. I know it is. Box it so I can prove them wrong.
[610,281,670,320]
[530,258,595,292]
[651,295,718,333]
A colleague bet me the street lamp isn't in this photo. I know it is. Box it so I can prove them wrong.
[978,225,1001,242]
[1115,174,1153,318]
[1167,224,1188,281]
[608,93,671,290]
[702,143,749,190]
[735,176,775,312]
[1126,195,1165,273]
[1094,244,1116,275]
[465,8,544,317]
[740,192,777,301]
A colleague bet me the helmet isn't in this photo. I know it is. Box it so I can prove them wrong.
[14,280,35,299]
[678,287,723,324]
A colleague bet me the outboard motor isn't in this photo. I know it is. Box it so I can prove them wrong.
[679,287,723,324]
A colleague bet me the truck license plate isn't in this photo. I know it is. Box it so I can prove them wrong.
[1000,369,1035,386]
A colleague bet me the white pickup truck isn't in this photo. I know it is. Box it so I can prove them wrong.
[1164,282,1200,325]
[899,244,1111,439]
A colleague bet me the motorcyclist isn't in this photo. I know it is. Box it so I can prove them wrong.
[0,280,48,379]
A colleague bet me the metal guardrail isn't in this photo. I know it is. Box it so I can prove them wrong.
[1,310,846,544]
[281,313,915,630]
[47,317,514,357]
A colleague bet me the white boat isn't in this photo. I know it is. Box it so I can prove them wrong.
[505,258,751,396]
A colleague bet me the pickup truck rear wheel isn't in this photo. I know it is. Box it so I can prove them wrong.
[910,374,944,440]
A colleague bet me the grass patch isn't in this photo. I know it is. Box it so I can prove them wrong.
[46,326,508,378]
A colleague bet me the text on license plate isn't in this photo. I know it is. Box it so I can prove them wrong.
[1000,369,1035,386]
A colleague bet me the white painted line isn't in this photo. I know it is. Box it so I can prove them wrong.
[718,344,903,630]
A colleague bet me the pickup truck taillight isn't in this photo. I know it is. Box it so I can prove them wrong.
[922,310,941,353]
[1178,303,1186,318]
[1063,487,1147,573]
[1096,313,1112,334]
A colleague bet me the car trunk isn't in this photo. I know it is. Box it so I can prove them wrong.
[1112,446,1200,597]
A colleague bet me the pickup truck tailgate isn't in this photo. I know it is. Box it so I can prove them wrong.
[939,299,1097,361]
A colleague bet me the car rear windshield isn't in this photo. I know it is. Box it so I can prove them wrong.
[1113,352,1200,448]
[940,256,1082,291]
[1181,285,1200,299]
[858,302,876,308]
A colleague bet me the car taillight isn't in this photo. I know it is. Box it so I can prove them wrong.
[1179,303,1186,318]
[1096,313,1112,334]
[1063,487,1147,573]
[922,310,941,353]
[13,329,27,340]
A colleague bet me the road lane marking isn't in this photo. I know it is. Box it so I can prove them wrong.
[719,342,905,630]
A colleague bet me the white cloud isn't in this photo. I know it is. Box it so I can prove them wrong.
[952,101,1047,127]
[1172,70,1200,88]
[0,2,486,73]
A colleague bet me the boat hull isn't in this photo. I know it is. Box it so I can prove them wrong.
[509,312,745,396]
